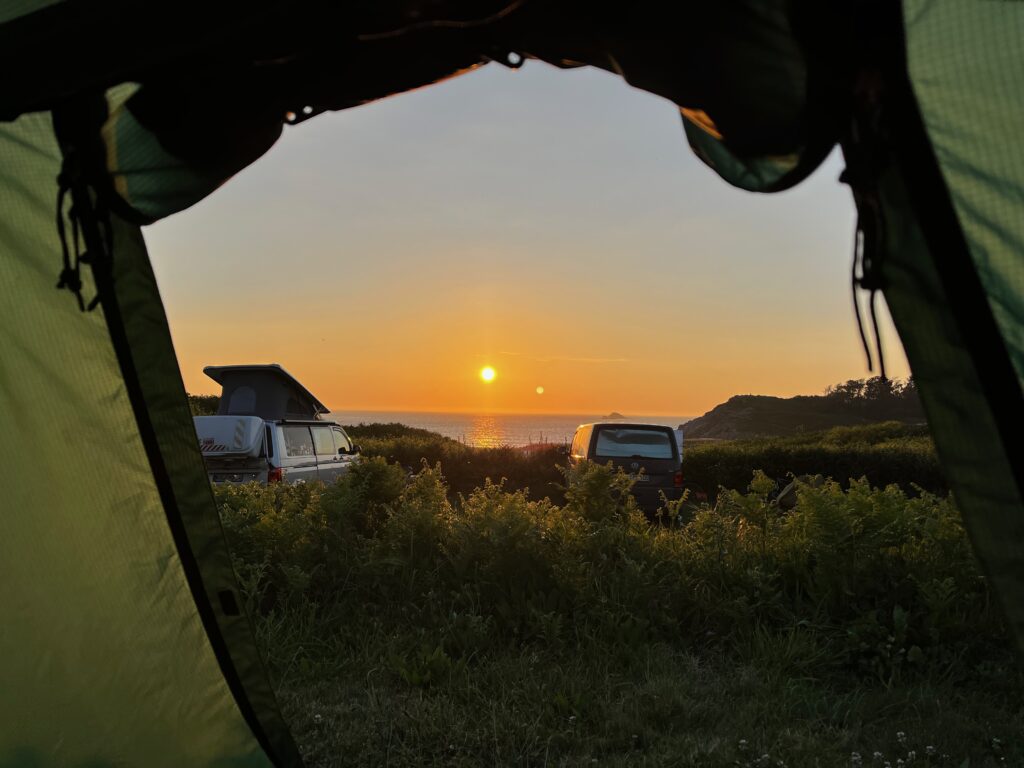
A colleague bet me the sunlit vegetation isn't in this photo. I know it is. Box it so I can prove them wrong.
[214,448,1020,766]
[347,421,945,506]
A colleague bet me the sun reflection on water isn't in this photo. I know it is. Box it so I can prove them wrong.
[466,414,505,448]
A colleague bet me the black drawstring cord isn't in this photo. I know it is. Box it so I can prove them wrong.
[55,167,86,312]
[868,290,886,382]
[855,188,888,383]
[55,145,111,313]
[840,74,890,383]
[849,223,874,372]
[845,186,888,382]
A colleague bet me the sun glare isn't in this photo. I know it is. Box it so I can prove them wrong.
[480,366,496,382]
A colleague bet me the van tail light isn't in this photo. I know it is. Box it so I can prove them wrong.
[673,471,683,488]
[267,466,283,484]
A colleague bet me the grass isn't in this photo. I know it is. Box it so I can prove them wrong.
[213,423,1020,767]
[274,643,1022,767]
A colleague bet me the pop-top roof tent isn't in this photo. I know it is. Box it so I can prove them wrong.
[204,364,330,421]
[1,1,1023,766]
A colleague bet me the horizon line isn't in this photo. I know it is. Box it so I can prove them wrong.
[323,406,697,419]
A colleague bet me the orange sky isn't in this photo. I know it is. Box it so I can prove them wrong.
[146,62,908,417]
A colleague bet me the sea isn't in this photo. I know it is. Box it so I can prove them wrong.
[326,410,693,449]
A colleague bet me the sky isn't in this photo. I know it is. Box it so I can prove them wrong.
[144,61,908,417]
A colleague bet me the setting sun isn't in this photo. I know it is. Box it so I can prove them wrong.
[480,366,496,382]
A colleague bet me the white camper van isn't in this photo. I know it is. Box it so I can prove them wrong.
[193,364,359,485]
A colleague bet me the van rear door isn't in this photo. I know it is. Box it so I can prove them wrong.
[588,425,680,491]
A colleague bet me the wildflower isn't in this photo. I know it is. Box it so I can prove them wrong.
[851,752,863,767]
[873,752,884,761]
[896,732,906,745]
[312,714,323,725]
[925,747,936,756]
[739,740,749,752]
[906,751,915,762]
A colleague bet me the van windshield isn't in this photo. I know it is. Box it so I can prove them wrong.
[594,427,674,459]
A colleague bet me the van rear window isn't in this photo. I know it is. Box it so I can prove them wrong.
[594,427,674,459]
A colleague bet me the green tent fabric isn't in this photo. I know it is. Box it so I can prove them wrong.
[905,0,1024,387]
[2,2,1024,766]
[0,108,299,766]
[0,0,56,24]
[892,0,1024,640]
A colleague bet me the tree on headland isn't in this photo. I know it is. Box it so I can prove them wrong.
[822,377,921,421]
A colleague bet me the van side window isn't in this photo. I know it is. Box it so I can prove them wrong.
[332,428,353,454]
[282,426,314,457]
[312,426,336,456]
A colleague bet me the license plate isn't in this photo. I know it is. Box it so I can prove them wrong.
[213,472,249,483]
[633,473,650,482]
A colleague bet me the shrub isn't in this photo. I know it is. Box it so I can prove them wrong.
[320,455,407,538]
[217,458,1004,683]
[346,421,945,509]
[188,393,219,415]
[377,462,453,573]
[352,433,566,502]
[682,422,945,501]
